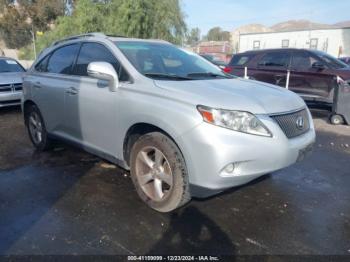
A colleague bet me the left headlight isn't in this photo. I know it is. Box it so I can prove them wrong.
[197,105,272,137]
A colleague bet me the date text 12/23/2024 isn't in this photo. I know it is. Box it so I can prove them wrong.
[127,256,220,261]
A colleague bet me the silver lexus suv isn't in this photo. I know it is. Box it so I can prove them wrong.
[22,33,316,212]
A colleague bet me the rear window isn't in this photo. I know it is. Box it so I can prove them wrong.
[229,54,254,66]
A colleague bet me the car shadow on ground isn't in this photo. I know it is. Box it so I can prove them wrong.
[147,206,236,255]
[0,148,98,254]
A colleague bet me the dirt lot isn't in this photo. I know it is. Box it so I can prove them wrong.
[0,107,349,256]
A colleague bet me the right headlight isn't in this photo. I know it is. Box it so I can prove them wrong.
[197,105,272,137]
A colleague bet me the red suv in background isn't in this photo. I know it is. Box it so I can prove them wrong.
[225,48,350,106]
[339,57,350,66]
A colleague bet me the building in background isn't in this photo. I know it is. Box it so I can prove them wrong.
[238,27,350,57]
[230,24,273,54]
[194,41,233,63]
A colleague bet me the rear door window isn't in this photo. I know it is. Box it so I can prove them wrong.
[258,51,291,68]
[73,42,129,81]
[229,54,254,66]
[47,44,80,74]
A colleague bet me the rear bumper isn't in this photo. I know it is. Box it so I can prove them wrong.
[177,110,316,197]
[0,92,22,107]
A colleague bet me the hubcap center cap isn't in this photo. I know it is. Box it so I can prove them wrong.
[152,167,161,177]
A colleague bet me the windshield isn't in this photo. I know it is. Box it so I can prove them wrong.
[0,59,25,73]
[313,51,348,69]
[114,41,231,80]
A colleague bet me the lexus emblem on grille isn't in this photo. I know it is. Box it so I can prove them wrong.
[296,116,304,130]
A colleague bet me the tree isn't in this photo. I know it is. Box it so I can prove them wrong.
[108,0,186,44]
[186,27,201,46]
[31,0,187,53]
[0,6,32,48]
[0,0,66,49]
[0,0,14,10]
[205,27,230,41]
[17,0,66,31]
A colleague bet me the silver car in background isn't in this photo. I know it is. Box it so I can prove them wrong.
[0,57,25,107]
[22,33,316,212]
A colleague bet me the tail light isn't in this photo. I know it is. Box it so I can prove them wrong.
[223,66,232,73]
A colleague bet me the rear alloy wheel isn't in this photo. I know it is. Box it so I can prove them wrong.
[130,132,191,212]
[25,105,52,151]
[330,114,344,125]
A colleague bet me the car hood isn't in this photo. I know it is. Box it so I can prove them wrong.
[0,72,24,85]
[154,78,305,114]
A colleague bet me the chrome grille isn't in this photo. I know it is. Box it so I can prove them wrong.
[271,109,310,138]
[0,83,22,92]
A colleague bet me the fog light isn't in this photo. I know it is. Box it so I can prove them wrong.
[224,163,235,173]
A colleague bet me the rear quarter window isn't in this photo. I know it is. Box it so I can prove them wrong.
[229,54,254,66]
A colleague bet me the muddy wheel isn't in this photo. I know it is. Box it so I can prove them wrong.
[25,104,52,151]
[130,132,191,212]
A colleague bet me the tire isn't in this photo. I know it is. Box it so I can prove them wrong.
[25,104,52,151]
[330,114,344,125]
[130,132,191,212]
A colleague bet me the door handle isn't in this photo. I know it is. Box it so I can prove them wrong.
[66,87,79,95]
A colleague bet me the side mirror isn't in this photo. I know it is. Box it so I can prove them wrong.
[312,62,326,71]
[87,62,119,92]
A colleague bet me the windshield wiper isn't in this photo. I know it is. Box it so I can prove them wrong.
[187,72,232,79]
[144,73,192,80]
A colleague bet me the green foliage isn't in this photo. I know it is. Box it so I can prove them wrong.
[0,6,32,48]
[0,0,14,9]
[186,27,201,46]
[17,0,66,31]
[0,0,65,49]
[205,27,231,41]
[18,44,34,60]
[20,0,187,59]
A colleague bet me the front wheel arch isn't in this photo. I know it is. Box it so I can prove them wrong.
[123,123,185,167]
[23,100,37,126]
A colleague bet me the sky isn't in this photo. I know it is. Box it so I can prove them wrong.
[182,0,350,35]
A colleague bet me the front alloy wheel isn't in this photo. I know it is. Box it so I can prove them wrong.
[130,132,191,212]
[135,146,173,202]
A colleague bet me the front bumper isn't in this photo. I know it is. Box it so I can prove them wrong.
[177,110,316,197]
[0,91,22,107]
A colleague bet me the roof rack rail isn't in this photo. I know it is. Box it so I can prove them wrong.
[105,34,127,38]
[52,32,106,46]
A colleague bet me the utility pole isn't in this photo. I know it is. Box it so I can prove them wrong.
[31,25,37,59]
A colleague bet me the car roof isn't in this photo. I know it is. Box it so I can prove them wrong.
[35,33,172,63]
[236,48,312,55]
[51,33,169,47]
[108,36,169,44]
